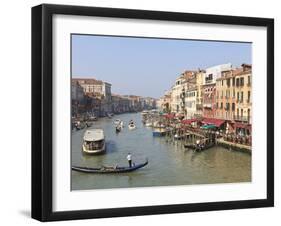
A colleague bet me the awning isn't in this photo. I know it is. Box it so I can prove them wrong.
[201,124,217,130]
[202,118,225,127]
[235,122,251,130]
[181,119,198,124]
[164,113,175,119]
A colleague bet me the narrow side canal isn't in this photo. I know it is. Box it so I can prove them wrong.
[71,112,251,190]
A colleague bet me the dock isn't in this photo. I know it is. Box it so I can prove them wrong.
[216,138,251,154]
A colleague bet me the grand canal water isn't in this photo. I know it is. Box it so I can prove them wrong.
[71,112,251,190]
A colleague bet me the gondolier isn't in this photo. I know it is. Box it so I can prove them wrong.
[127,153,132,167]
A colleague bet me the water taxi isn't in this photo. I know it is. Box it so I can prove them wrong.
[82,129,106,154]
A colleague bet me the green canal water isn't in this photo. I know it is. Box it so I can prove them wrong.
[71,112,251,190]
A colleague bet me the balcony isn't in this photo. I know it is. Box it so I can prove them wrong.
[234,115,250,123]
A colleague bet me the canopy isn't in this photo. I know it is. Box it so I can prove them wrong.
[83,129,105,141]
[181,118,197,124]
[202,118,225,127]
[201,124,217,130]
[164,113,175,119]
[235,122,251,130]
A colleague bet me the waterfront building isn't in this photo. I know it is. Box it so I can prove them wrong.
[202,83,216,118]
[182,71,197,119]
[123,95,142,112]
[170,75,185,114]
[234,64,252,124]
[111,94,132,114]
[71,81,85,116]
[84,95,101,117]
[215,63,252,135]
[202,63,232,118]
[72,78,112,116]
[194,70,205,118]
[184,87,197,119]
[203,63,232,85]
[157,90,172,113]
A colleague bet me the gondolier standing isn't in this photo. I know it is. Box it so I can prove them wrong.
[127,153,132,167]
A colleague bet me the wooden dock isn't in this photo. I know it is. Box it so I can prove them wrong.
[216,138,251,154]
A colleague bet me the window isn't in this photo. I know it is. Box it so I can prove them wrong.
[233,89,235,98]
[227,79,230,87]
[226,103,230,111]
[248,91,250,103]
[248,76,251,86]
[221,102,223,109]
[240,77,244,86]
[222,80,224,86]
[232,77,235,86]
[241,92,243,103]
[237,92,240,101]
[232,103,235,111]
[236,78,240,87]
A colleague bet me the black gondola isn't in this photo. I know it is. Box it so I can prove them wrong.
[72,159,148,173]
[184,143,215,152]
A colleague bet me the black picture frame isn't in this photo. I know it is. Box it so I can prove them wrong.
[31,4,274,222]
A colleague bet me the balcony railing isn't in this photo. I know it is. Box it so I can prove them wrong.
[234,115,250,122]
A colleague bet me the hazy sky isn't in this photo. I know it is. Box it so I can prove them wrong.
[72,34,251,98]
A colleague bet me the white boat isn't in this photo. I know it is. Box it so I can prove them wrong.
[141,110,149,115]
[82,129,105,154]
[128,123,136,130]
[145,122,152,127]
[114,119,121,125]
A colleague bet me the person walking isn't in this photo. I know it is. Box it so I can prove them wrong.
[127,153,132,167]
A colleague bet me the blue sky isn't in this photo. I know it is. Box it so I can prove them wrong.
[72,34,251,98]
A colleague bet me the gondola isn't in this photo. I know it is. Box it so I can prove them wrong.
[184,143,196,149]
[184,143,215,152]
[72,159,148,174]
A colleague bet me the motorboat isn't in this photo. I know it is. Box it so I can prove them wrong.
[85,121,93,127]
[115,123,122,133]
[88,115,97,121]
[107,113,114,118]
[145,121,152,127]
[128,122,136,130]
[82,129,106,154]
[141,110,149,116]
[75,121,86,130]
[152,128,166,137]
[174,134,182,140]
[114,119,121,125]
